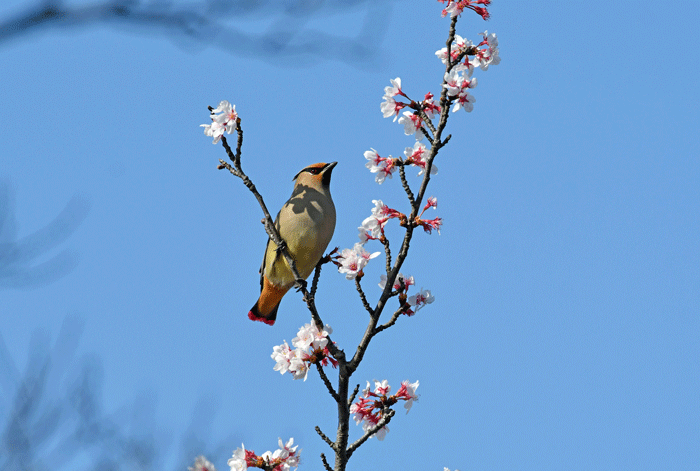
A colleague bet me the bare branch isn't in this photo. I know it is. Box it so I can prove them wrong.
[316,363,340,403]
[354,277,374,316]
[346,408,396,458]
[375,305,406,334]
[398,164,416,208]
[315,426,336,450]
[381,236,392,274]
[320,453,333,471]
[0,1,393,68]
[310,256,328,298]
[348,384,361,407]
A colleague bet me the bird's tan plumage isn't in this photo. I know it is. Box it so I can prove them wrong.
[248,162,337,325]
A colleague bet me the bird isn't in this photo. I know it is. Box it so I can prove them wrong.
[248,162,337,325]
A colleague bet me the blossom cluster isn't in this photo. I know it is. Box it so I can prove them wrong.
[271,322,336,381]
[364,148,397,184]
[436,30,499,72]
[201,100,238,144]
[333,243,381,280]
[228,438,299,471]
[415,196,443,235]
[435,30,499,113]
[439,0,491,20]
[380,77,442,141]
[337,196,443,281]
[373,77,445,183]
[359,199,405,242]
[379,272,435,316]
[404,142,438,176]
[350,380,420,440]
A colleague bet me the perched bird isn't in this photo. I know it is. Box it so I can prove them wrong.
[249,162,337,325]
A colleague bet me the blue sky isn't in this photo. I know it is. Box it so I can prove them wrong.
[1,1,699,470]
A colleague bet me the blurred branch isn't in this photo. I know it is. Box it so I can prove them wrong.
[0,315,231,471]
[0,180,90,290]
[0,0,394,67]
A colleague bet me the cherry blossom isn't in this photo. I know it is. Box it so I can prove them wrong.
[365,148,397,184]
[378,273,415,292]
[435,34,473,66]
[336,243,380,280]
[271,322,335,381]
[396,380,420,413]
[398,111,425,140]
[439,0,491,20]
[227,445,250,471]
[374,379,391,395]
[271,341,295,375]
[383,77,404,99]
[471,30,501,70]
[408,288,435,312]
[357,200,404,243]
[422,92,442,118]
[380,77,408,121]
[201,100,238,144]
[424,196,438,211]
[444,68,477,113]
[453,90,476,113]
[416,216,443,234]
[404,142,438,176]
[189,455,217,471]
[228,439,299,471]
[350,379,420,440]
[380,96,406,121]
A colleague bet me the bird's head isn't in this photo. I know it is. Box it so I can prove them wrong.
[293,162,337,189]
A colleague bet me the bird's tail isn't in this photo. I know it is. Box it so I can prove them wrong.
[248,277,288,326]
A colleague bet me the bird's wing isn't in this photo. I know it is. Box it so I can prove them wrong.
[259,212,282,291]
[258,244,267,291]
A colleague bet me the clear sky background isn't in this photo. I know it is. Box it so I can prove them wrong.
[1,1,699,470]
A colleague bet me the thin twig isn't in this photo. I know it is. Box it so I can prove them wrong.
[310,257,326,298]
[354,278,373,316]
[381,236,392,274]
[346,408,396,458]
[348,384,361,407]
[375,306,406,334]
[398,164,416,207]
[315,426,336,450]
[316,363,340,403]
[320,453,333,471]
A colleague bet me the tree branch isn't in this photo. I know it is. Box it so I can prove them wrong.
[354,278,374,316]
[315,426,336,450]
[346,408,396,458]
[347,384,361,407]
[320,453,333,471]
[316,363,340,403]
[398,164,416,207]
[374,306,406,334]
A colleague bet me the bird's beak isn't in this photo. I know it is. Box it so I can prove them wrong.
[321,162,337,186]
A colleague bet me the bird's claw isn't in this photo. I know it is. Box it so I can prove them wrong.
[275,240,288,253]
[295,279,308,292]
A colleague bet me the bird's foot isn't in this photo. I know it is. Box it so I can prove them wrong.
[294,279,308,292]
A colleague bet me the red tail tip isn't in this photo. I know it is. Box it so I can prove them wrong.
[248,311,275,326]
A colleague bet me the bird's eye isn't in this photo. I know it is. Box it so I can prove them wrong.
[307,167,321,174]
